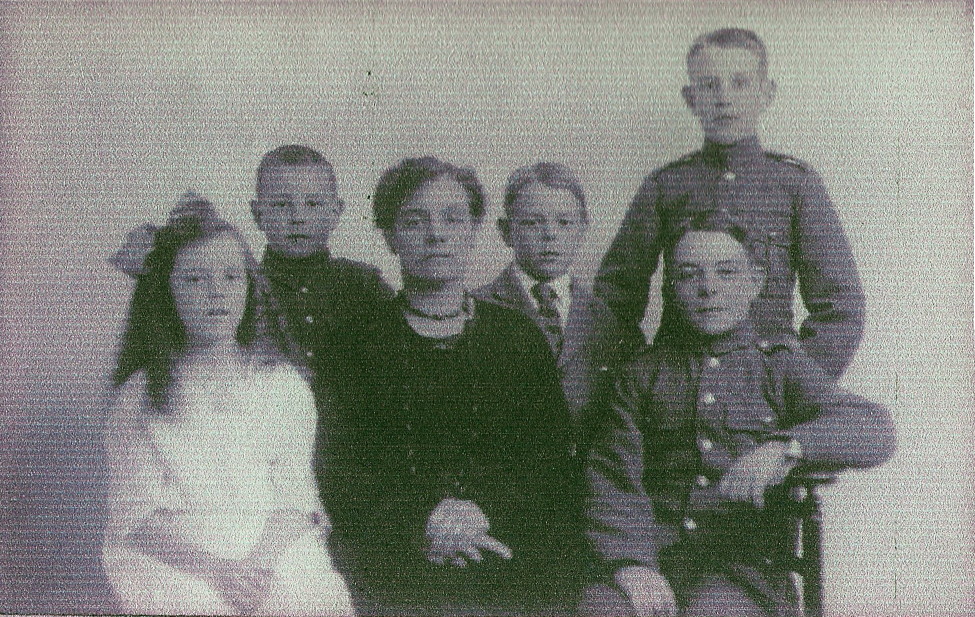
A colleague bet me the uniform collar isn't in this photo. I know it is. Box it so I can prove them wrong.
[706,320,758,356]
[701,136,763,171]
[263,248,333,288]
[659,317,758,356]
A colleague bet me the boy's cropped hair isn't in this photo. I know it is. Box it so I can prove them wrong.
[662,209,767,271]
[503,162,587,219]
[372,156,486,230]
[256,144,334,191]
[687,27,769,77]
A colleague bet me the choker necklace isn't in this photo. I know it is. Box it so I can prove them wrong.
[400,291,473,321]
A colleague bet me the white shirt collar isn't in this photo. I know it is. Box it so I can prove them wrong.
[513,265,572,326]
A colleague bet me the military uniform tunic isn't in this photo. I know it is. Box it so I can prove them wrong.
[262,248,394,369]
[586,320,895,616]
[594,137,865,379]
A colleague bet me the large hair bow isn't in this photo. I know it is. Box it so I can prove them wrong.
[109,191,218,278]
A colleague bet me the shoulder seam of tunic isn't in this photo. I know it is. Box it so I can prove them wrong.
[765,151,811,172]
[653,150,700,180]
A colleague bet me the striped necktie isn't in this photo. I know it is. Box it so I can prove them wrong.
[531,282,563,357]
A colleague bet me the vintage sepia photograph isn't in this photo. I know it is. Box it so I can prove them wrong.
[1,2,972,616]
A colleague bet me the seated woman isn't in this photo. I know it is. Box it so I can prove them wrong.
[324,157,587,616]
[101,195,354,616]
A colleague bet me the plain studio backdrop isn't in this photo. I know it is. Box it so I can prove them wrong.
[1,2,971,615]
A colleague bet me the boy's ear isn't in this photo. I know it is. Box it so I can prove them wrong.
[250,199,263,229]
[381,227,397,255]
[497,218,514,249]
[748,266,767,299]
[681,85,697,113]
[762,78,777,107]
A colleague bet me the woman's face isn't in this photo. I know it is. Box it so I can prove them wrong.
[386,175,479,284]
[169,232,249,346]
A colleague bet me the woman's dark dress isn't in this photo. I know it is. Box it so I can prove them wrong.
[321,299,586,615]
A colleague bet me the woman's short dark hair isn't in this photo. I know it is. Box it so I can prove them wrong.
[113,201,295,411]
[372,156,486,231]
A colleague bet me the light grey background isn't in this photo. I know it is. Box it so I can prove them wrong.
[1,2,972,615]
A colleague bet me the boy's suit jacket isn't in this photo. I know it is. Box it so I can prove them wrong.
[474,264,629,446]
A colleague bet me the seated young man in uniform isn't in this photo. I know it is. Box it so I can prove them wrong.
[584,211,895,617]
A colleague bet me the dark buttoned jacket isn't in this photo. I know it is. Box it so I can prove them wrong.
[587,320,895,574]
[594,137,866,379]
[473,265,630,450]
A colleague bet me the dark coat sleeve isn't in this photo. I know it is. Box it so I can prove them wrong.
[791,167,867,378]
[772,344,896,469]
[586,360,674,573]
[592,175,660,350]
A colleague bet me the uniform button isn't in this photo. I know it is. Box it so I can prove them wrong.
[405,422,412,431]
[305,315,314,324]
[762,415,776,425]
[410,465,417,474]
[707,357,720,368]
[300,286,309,294]
[599,365,609,372]
[407,448,415,459]
[702,392,716,405]
[682,517,698,532]
[723,171,736,181]
[305,350,314,359]
[699,438,714,452]
[695,475,710,488]
[758,340,770,350]
[569,443,578,458]
[763,557,773,566]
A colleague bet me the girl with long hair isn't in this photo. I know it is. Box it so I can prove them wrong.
[101,196,353,616]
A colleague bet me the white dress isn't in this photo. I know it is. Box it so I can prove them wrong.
[101,360,354,616]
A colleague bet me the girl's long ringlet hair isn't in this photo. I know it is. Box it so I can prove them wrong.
[113,199,296,412]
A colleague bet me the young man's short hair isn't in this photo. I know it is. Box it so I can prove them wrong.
[255,144,335,193]
[372,156,485,231]
[686,28,769,78]
[503,162,587,220]
[663,209,766,274]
